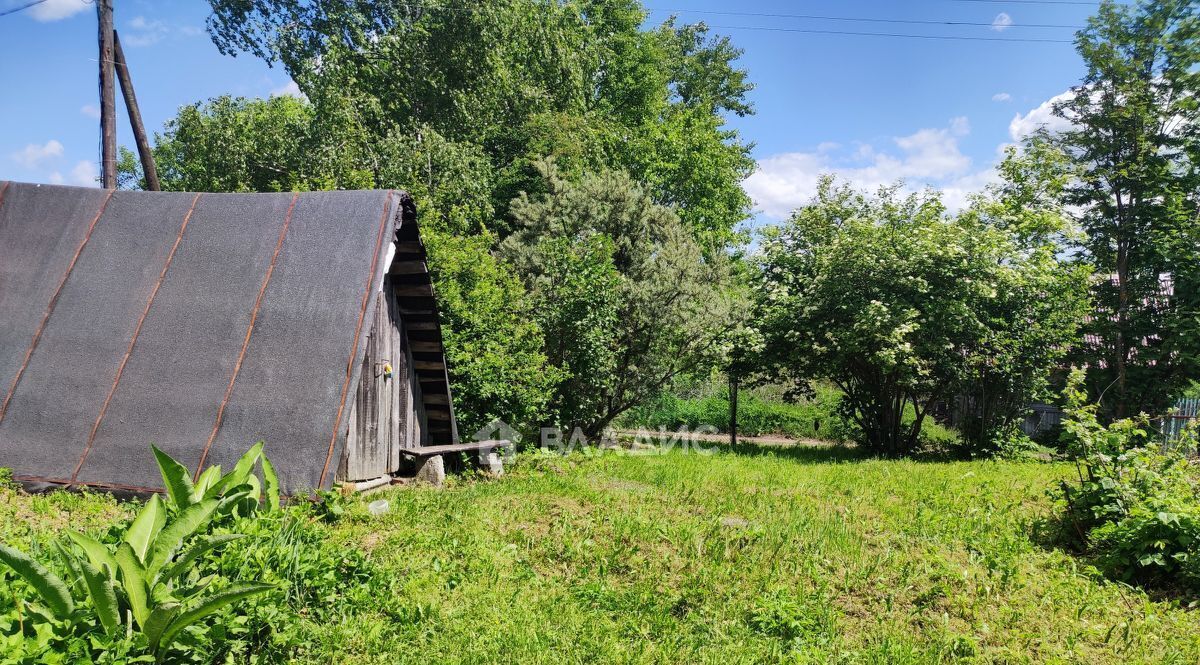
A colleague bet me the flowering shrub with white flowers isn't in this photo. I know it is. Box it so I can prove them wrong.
[751,152,1091,457]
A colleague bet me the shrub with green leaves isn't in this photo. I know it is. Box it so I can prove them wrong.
[502,160,744,438]
[192,508,378,662]
[0,467,15,491]
[621,379,960,451]
[752,159,1089,458]
[0,497,272,662]
[0,444,285,662]
[1056,369,1200,593]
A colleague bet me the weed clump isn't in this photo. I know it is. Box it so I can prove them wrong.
[1055,369,1200,595]
[0,445,377,663]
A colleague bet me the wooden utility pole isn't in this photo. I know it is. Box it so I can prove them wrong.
[729,371,739,447]
[113,31,160,190]
[97,0,117,189]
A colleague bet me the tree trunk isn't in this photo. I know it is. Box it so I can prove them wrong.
[728,372,738,447]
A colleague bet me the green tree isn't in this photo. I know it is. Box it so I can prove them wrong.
[203,0,755,247]
[423,229,560,435]
[955,146,1094,454]
[152,95,375,192]
[754,177,1089,457]
[115,146,143,190]
[502,160,744,436]
[1048,0,1200,418]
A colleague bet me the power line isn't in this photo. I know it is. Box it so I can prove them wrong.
[389,2,1082,42]
[950,0,1100,5]
[702,24,1075,43]
[647,8,1086,30]
[390,2,1080,43]
[391,0,1097,18]
[1,0,1079,44]
[0,0,50,18]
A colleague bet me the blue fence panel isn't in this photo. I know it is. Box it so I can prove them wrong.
[1160,398,1199,444]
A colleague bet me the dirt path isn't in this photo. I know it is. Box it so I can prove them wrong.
[613,429,833,448]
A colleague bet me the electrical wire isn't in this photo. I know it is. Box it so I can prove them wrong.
[700,24,1074,43]
[646,8,1086,30]
[950,0,1100,5]
[0,0,50,18]
[389,1,1081,43]
[390,1,1083,42]
[1,0,1087,45]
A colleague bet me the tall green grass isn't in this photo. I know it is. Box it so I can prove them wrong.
[621,380,960,448]
[6,448,1200,662]
[620,384,844,439]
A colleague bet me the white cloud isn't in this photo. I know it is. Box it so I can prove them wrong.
[80,104,100,119]
[67,160,98,187]
[941,169,1002,212]
[10,140,64,168]
[743,117,993,219]
[270,80,305,98]
[992,92,1012,103]
[26,0,88,21]
[744,89,1095,221]
[1009,90,1075,141]
[991,12,1014,32]
[123,16,170,47]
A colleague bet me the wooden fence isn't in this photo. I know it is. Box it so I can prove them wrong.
[947,397,1197,443]
[1021,403,1063,437]
[1159,397,1200,443]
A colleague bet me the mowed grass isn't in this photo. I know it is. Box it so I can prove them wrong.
[7,446,1200,663]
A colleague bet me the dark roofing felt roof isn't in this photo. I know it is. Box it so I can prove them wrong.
[0,181,453,493]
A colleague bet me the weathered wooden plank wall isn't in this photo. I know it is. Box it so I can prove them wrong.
[342,280,433,481]
[343,282,427,477]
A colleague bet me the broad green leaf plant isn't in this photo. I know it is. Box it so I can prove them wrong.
[152,441,281,519]
[0,444,279,661]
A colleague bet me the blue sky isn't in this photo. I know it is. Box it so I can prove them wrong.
[0,0,1093,220]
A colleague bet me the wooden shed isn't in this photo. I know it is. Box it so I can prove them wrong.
[0,181,470,494]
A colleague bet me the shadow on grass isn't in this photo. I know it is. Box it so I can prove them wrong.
[708,439,978,465]
[710,441,873,464]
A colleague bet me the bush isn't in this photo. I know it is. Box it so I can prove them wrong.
[1056,370,1200,594]
[951,420,1039,459]
[620,383,844,440]
[186,508,379,662]
[0,467,15,491]
[752,174,1088,458]
[0,445,378,663]
[620,380,960,449]
[424,228,558,436]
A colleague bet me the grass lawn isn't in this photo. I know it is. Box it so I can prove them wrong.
[5,445,1200,663]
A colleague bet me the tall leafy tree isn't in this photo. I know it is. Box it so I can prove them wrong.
[204,0,755,248]
[150,95,375,192]
[1050,0,1200,418]
[955,146,1094,454]
[501,160,744,436]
